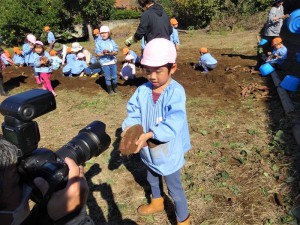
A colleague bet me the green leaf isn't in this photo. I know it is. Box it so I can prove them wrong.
[200,129,208,136]
[204,194,213,201]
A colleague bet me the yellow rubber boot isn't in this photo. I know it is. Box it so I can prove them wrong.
[177,214,191,225]
[137,197,164,215]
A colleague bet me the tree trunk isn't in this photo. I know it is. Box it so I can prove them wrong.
[87,23,93,42]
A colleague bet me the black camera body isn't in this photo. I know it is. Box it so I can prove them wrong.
[0,89,111,202]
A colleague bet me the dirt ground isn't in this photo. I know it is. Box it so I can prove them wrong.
[1,27,300,225]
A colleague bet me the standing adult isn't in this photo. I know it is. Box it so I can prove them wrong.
[125,0,172,46]
[262,0,289,43]
[44,26,56,50]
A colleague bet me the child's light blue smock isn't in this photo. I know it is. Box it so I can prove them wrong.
[122,79,191,176]
[267,45,287,65]
[129,50,139,64]
[199,53,217,65]
[22,43,35,65]
[33,51,52,73]
[50,56,63,70]
[47,31,55,44]
[95,38,118,65]
[66,53,76,63]
[70,60,88,74]
[13,54,25,65]
[170,28,180,45]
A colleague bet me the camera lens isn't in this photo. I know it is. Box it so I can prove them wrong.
[56,121,111,165]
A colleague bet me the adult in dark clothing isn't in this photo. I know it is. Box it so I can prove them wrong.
[125,0,173,46]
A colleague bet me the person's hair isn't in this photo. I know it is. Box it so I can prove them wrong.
[0,137,19,195]
[138,0,154,7]
[164,63,174,72]
[34,43,45,53]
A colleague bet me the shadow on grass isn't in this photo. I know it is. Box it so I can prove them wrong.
[4,75,28,92]
[85,163,138,225]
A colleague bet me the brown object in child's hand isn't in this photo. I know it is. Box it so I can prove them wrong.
[40,56,50,66]
[119,124,144,155]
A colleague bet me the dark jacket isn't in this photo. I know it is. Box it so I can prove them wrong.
[134,3,173,43]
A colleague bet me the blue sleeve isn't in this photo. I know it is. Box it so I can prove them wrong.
[173,29,180,44]
[122,89,142,130]
[48,32,55,43]
[111,40,118,52]
[33,54,41,67]
[150,88,187,142]
[95,41,101,54]
[22,44,31,55]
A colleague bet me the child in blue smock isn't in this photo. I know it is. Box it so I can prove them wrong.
[13,47,25,67]
[122,47,140,65]
[23,34,36,66]
[44,26,56,50]
[195,47,218,73]
[122,38,191,225]
[93,28,102,43]
[65,47,76,64]
[95,25,118,94]
[49,50,62,70]
[266,37,287,68]
[33,41,57,96]
[63,53,88,77]
[170,18,180,50]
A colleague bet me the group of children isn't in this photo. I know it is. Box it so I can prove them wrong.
[0,18,219,97]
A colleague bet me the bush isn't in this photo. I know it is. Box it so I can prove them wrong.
[110,9,141,20]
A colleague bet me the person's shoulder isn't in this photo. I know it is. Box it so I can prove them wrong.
[168,79,186,93]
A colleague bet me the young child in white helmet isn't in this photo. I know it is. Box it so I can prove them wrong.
[120,54,136,81]
[122,38,191,225]
[95,25,118,94]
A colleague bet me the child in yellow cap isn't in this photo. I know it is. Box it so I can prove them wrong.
[170,18,180,50]
[13,47,25,67]
[194,47,217,73]
[50,50,63,70]
[44,26,56,50]
[93,28,102,43]
[122,47,140,65]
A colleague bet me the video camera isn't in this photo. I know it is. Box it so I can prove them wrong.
[0,89,111,202]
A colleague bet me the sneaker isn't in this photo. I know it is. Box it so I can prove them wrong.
[90,73,99,78]
[79,72,85,77]
[201,70,209,74]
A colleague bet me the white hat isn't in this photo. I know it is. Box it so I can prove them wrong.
[141,38,176,67]
[71,42,83,53]
[35,40,44,46]
[100,25,110,33]
[77,52,85,59]
[27,34,36,44]
[125,54,134,61]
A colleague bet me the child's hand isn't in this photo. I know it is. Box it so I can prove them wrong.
[135,132,153,153]
[119,125,144,155]
[40,56,50,65]
[267,52,272,56]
